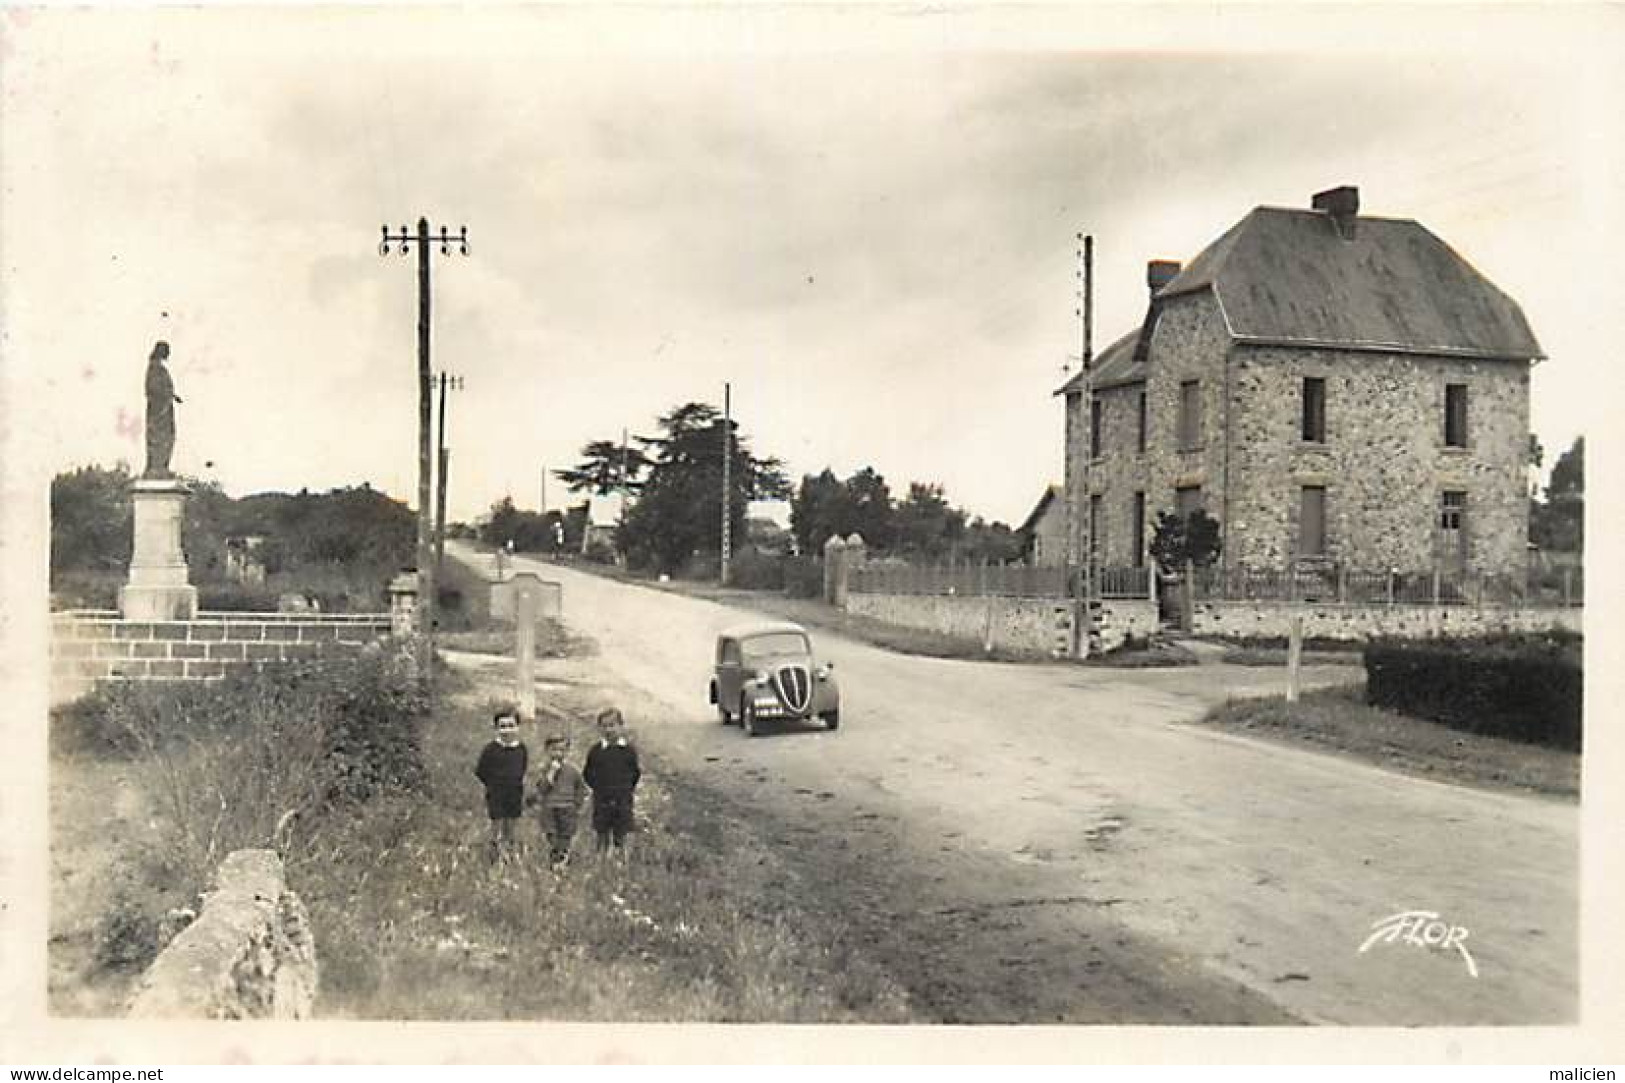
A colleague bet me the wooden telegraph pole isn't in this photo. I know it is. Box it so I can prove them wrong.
[1073,232,1094,660]
[434,371,464,582]
[721,383,732,586]
[380,219,468,670]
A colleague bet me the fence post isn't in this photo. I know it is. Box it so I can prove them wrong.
[1563,567,1572,607]
[1432,567,1442,606]
[1337,565,1347,604]
[1182,559,1195,633]
[1285,613,1303,705]
[1387,569,1396,605]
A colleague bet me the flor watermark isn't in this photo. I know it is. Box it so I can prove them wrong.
[1358,909,1479,978]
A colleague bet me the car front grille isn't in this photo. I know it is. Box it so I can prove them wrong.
[774,665,811,713]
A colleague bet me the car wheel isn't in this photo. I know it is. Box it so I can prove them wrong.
[822,710,840,731]
[742,700,760,737]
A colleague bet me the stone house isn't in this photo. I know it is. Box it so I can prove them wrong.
[1016,484,1067,567]
[1056,186,1543,584]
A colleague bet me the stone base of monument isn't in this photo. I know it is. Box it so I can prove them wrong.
[119,477,198,622]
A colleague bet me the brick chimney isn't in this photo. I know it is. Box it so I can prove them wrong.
[1312,185,1360,239]
[1147,259,1182,296]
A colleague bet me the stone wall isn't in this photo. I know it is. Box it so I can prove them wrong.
[129,849,317,1019]
[847,592,1074,656]
[50,611,392,702]
[1093,598,1161,653]
[1192,599,1581,641]
[845,592,1159,659]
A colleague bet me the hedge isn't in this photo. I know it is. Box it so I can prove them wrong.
[1363,633,1582,750]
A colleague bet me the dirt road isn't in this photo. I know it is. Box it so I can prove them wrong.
[454,544,1577,1024]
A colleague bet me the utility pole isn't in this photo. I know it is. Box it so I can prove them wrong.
[720,383,732,586]
[619,427,630,523]
[1073,232,1094,659]
[379,218,468,668]
[434,371,464,582]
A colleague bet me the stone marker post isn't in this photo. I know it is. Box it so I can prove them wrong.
[511,572,542,722]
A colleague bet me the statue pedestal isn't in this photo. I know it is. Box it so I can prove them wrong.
[119,478,198,621]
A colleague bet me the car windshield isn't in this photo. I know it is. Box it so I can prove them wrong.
[740,632,809,659]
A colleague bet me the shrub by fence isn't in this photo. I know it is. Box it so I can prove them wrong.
[1363,634,1582,750]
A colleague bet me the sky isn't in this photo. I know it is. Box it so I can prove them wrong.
[3,5,1621,529]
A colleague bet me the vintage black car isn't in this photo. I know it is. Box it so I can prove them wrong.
[708,621,840,736]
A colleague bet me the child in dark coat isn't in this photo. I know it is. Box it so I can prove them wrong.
[582,707,641,851]
[474,709,528,861]
[529,732,587,867]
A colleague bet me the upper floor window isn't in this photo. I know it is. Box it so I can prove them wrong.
[1302,377,1327,444]
[1136,389,1148,454]
[1090,394,1103,460]
[1444,383,1469,448]
[1178,380,1202,450]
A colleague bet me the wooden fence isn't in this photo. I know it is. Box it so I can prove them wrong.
[847,562,1153,599]
[1189,564,1583,608]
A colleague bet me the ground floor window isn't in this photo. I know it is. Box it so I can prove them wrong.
[1299,485,1326,557]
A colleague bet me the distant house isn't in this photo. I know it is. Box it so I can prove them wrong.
[1016,485,1066,567]
[224,535,268,585]
[1057,186,1543,583]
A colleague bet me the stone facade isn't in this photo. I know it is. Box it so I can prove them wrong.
[1226,347,1529,580]
[1068,283,1533,583]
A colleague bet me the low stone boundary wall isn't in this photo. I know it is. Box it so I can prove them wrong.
[129,849,317,1019]
[847,592,1076,656]
[1093,598,1160,654]
[1192,600,1583,641]
[50,610,392,701]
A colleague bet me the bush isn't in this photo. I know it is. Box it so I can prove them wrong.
[1364,633,1582,750]
[782,556,824,599]
[56,645,432,881]
[727,549,785,591]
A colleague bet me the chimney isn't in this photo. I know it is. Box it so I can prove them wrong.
[1312,185,1360,239]
[1147,259,1182,296]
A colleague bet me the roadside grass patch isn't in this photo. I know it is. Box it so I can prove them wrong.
[1197,682,1578,798]
[436,619,593,660]
[48,646,431,1014]
[297,688,914,1022]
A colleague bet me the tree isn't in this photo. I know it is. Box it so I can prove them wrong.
[1149,508,1222,574]
[790,469,849,555]
[843,467,896,551]
[50,463,134,576]
[617,402,791,573]
[1531,436,1583,552]
[962,516,1022,564]
[892,482,966,559]
[556,439,650,498]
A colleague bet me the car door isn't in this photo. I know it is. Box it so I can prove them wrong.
[716,637,743,708]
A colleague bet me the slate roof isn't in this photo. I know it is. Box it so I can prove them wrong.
[1161,207,1544,361]
[1053,331,1139,396]
[1016,484,1063,536]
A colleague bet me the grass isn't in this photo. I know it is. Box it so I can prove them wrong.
[292,679,914,1021]
[50,631,914,1021]
[1195,682,1579,798]
[436,619,595,660]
